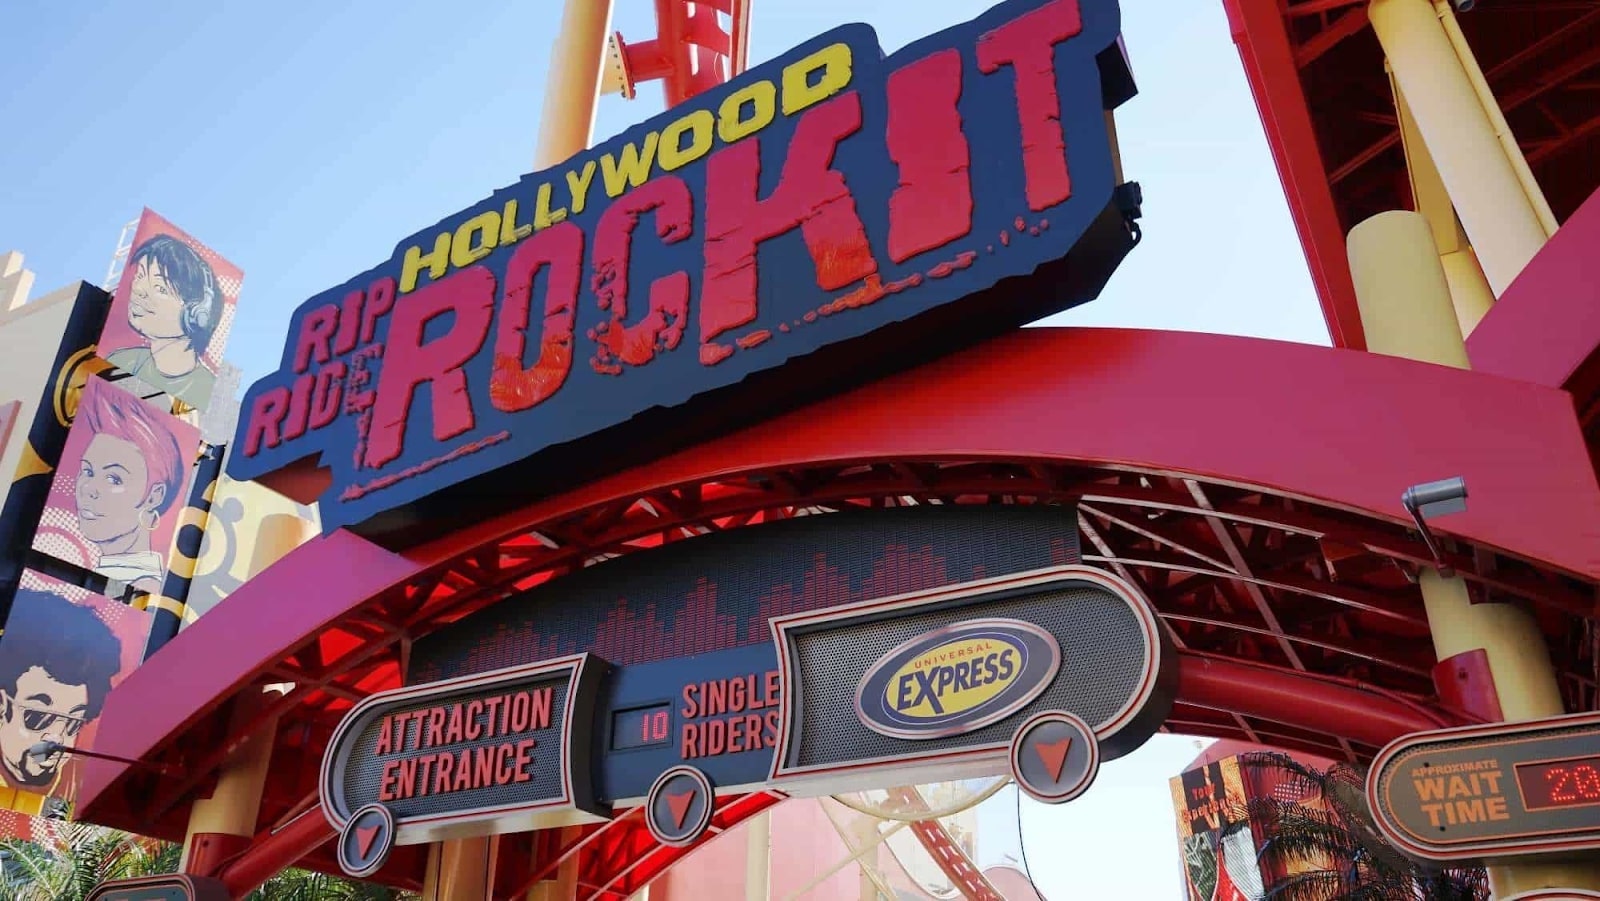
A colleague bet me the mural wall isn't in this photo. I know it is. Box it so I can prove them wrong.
[1170,757,1265,901]
[0,569,150,817]
[0,211,268,837]
[30,377,201,598]
[98,209,242,413]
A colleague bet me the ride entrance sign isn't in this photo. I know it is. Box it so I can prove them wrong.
[229,0,1140,544]
[1368,711,1600,863]
[319,654,607,847]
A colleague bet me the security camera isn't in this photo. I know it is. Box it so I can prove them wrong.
[1451,0,1475,11]
[1402,477,1467,577]
[1402,477,1468,519]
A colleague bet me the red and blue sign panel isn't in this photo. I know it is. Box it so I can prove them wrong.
[230,0,1137,539]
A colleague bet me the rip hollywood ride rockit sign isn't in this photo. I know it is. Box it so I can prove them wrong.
[230,0,1137,537]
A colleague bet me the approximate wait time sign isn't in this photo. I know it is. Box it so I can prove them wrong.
[1369,712,1600,864]
[1409,758,1515,829]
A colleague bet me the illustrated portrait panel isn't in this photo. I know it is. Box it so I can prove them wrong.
[0,569,151,815]
[31,377,200,598]
[99,208,243,412]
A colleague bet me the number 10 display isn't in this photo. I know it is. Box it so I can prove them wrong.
[612,703,672,751]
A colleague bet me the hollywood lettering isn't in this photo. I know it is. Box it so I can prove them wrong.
[231,0,1129,532]
[369,687,553,802]
[679,670,782,759]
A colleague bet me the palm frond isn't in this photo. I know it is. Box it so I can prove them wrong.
[1232,753,1492,901]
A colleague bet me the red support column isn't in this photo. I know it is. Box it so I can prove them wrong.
[217,809,337,898]
[621,0,750,107]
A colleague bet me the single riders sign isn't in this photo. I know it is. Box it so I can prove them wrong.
[230,0,1139,541]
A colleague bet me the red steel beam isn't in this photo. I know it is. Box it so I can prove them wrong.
[218,808,337,898]
[164,651,1467,895]
[1223,0,1367,348]
[1177,651,1464,748]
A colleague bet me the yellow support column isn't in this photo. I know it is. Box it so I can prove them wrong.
[1347,211,1468,368]
[178,516,308,874]
[1347,212,1600,895]
[1368,0,1548,296]
[745,810,771,901]
[526,827,581,901]
[534,0,617,170]
[178,687,282,873]
[423,836,494,901]
[1387,68,1496,336]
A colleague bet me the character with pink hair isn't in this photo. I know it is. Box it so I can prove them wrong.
[73,384,184,593]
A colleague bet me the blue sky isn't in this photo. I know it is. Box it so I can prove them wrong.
[2,0,1329,895]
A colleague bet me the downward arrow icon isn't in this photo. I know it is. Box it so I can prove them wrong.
[1034,737,1073,783]
[356,823,382,859]
[667,789,696,830]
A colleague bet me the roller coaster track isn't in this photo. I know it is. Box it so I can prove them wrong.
[883,786,1004,901]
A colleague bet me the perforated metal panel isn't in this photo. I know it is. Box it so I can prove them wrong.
[789,584,1149,769]
[411,506,1081,682]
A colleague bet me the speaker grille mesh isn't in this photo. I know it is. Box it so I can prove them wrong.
[412,507,1080,682]
[791,584,1146,767]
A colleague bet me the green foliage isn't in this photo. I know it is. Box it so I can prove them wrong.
[1227,751,1490,901]
[240,868,413,901]
[0,823,181,901]
[0,823,414,901]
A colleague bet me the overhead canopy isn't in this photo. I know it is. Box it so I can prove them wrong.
[75,326,1600,885]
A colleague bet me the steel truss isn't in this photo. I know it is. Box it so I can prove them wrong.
[142,457,1596,894]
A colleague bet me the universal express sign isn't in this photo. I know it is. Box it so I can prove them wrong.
[319,564,1177,863]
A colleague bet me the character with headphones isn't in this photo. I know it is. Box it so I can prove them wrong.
[103,234,222,406]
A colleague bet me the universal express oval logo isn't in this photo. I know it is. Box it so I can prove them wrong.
[854,619,1062,740]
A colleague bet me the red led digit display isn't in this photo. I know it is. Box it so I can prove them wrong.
[611,703,672,751]
[1514,755,1600,812]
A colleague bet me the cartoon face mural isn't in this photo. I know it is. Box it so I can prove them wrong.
[99,209,242,412]
[31,378,198,596]
[0,570,149,815]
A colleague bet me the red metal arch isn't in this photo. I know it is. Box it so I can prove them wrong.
[73,326,1600,892]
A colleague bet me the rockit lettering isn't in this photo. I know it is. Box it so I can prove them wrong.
[232,0,1118,531]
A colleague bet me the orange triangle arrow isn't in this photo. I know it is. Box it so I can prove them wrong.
[356,823,382,859]
[666,789,696,830]
[1034,737,1073,783]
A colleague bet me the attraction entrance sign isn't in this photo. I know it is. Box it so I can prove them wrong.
[318,560,1176,869]
[228,0,1141,545]
[1368,711,1600,864]
[320,654,608,845]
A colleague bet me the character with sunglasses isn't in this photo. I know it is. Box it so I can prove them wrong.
[0,587,121,815]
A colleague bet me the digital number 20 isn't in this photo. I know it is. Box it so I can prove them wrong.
[1548,764,1600,802]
